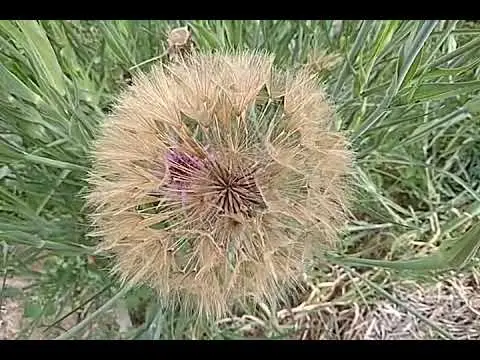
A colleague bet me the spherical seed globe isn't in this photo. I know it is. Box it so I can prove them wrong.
[87,51,352,320]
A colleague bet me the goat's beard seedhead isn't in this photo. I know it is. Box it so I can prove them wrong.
[87,51,352,320]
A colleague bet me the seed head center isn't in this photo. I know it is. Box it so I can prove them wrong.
[165,148,265,218]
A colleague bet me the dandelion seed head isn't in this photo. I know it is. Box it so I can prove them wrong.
[87,50,352,320]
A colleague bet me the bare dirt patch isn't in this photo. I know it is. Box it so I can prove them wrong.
[0,277,29,340]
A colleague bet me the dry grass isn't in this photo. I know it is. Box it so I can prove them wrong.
[357,272,480,340]
[216,267,480,340]
[2,267,479,339]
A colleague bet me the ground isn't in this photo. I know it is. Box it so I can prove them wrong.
[0,278,26,340]
[2,268,479,339]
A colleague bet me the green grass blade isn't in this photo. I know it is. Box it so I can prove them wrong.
[55,285,131,340]
[16,20,67,96]
[0,62,43,104]
[425,35,480,69]
[333,21,374,97]
[396,21,438,91]
[409,80,480,102]
[329,222,480,272]
[397,107,469,148]
[351,22,438,143]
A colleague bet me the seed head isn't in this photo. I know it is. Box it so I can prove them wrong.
[87,51,352,320]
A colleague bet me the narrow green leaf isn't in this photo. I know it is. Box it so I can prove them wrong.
[426,35,480,69]
[55,285,132,340]
[396,20,438,93]
[397,107,469,147]
[0,63,43,104]
[333,21,374,97]
[465,96,480,114]
[351,22,437,142]
[44,283,113,333]
[190,23,223,50]
[99,21,135,65]
[23,153,86,171]
[329,222,480,272]
[410,80,480,102]
[1,231,94,255]
[17,20,67,96]
[0,20,24,42]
